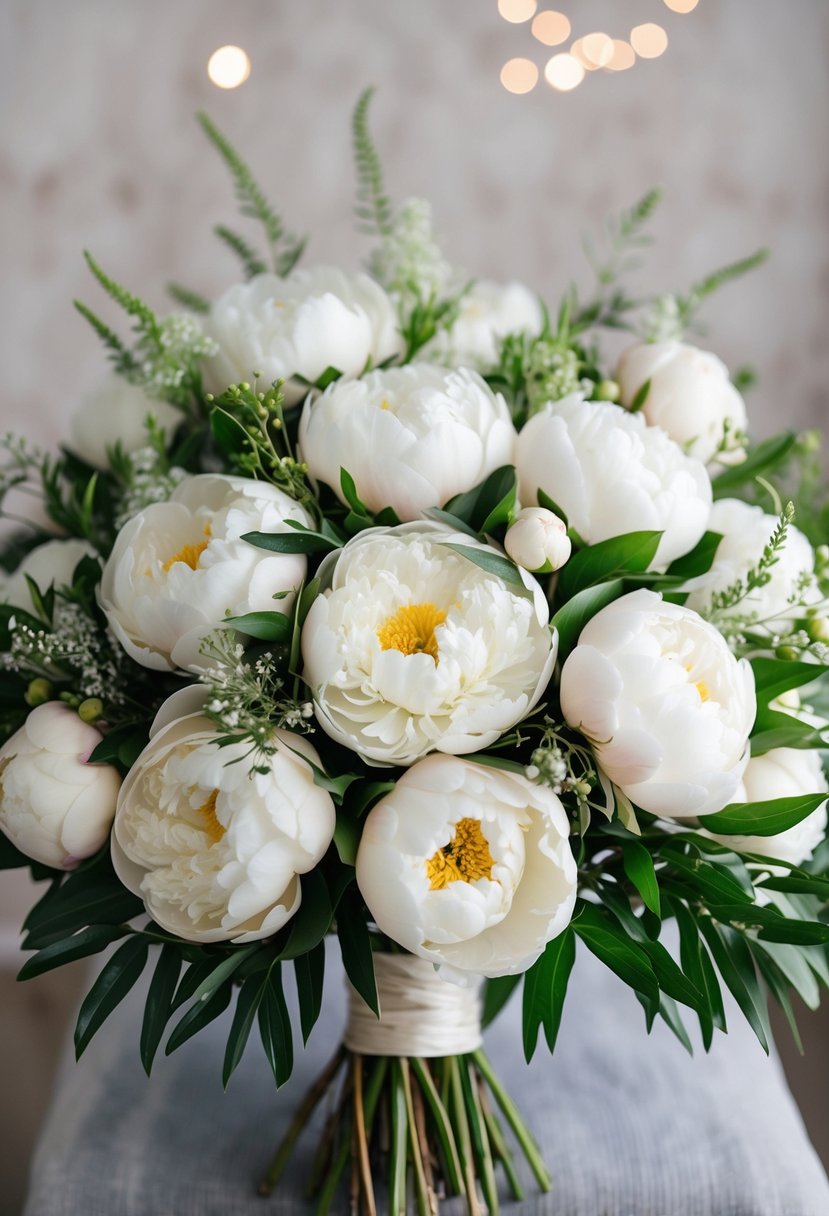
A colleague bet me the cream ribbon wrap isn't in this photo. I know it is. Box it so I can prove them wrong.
[344,952,484,1057]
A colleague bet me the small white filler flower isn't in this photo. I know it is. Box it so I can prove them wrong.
[299,364,515,521]
[99,473,311,672]
[301,521,556,767]
[356,754,578,980]
[560,588,756,818]
[111,697,335,943]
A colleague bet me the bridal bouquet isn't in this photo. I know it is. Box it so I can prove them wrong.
[2,91,828,1213]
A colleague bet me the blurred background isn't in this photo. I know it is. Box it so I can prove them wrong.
[0,0,828,1211]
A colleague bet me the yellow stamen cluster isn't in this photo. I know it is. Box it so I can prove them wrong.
[162,525,211,573]
[196,789,225,844]
[377,602,447,664]
[426,818,495,891]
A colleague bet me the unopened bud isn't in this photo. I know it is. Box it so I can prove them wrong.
[25,678,52,708]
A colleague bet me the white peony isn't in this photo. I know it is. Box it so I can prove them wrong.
[0,703,120,869]
[111,700,335,943]
[559,588,756,818]
[1,538,96,609]
[703,746,828,867]
[355,754,577,980]
[616,340,748,466]
[204,267,402,404]
[515,395,711,567]
[427,280,544,369]
[298,364,515,521]
[69,376,182,470]
[99,473,311,672]
[504,507,571,573]
[301,521,556,767]
[685,498,820,629]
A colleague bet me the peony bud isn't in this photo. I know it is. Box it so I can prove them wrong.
[0,703,121,869]
[504,507,572,573]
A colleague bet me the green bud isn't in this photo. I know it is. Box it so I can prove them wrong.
[78,697,104,724]
[58,691,81,708]
[595,379,620,402]
[25,678,53,708]
[239,381,250,392]
[775,644,800,661]
[807,617,829,644]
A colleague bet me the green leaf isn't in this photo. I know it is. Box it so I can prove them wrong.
[441,543,526,591]
[280,869,333,960]
[551,579,625,659]
[753,939,820,1011]
[340,468,369,516]
[140,944,183,1075]
[222,611,291,643]
[669,898,719,1047]
[422,507,480,539]
[522,928,576,1060]
[223,972,267,1087]
[750,658,829,706]
[662,846,753,904]
[558,531,662,601]
[628,378,651,413]
[698,920,770,1052]
[750,707,827,755]
[444,466,517,533]
[333,808,360,866]
[711,432,796,498]
[74,936,149,1059]
[17,924,130,981]
[23,874,143,948]
[573,903,658,1002]
[479,468,518,533]
[242,528,340,555]
[352,87,394,238]
[165,980,233,1055]
[336,888,378,1016]
[622,841,661,917]
[210,405,249,456]
[468,753,529,776]
[700,793,828,837]
[481,973,522,1029]
[294,941,326,1045]
[664,531,724,581]
[258,965,294,1087]
[537,487,569,526]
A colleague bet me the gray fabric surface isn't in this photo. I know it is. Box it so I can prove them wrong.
[23,938,829,1216]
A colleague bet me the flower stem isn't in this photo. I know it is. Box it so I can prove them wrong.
[472,1049,551,1193]
[400,1057,433,1216]
[352,1056,377,1216]
[258,1045,346,1197]
[460,1058,499,1216]
[389,1060,409,1216]
[448,1057,484,1216]
[410,1057,464,1198]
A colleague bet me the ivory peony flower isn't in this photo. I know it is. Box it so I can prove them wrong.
[0,538,96,609]
[515,395,711,567]
[301,522,556,766]
[0,703,120,869]
[703,746,828,867]
[504,507,571,573]
[427,280,544,369]
[560,589,756,817]
[99,473,310,672]
[685,498,819,629]
[69,376,182,470]
[204,267,402,404]
[298,364,515,520]
[355,754,578,979]
[111,700,335,943]
[616,340,747,466]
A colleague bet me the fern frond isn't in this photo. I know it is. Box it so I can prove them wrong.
[214,225,268,280]
[688,249,769,304]
[73,299,139,375]
[352,87,394,237]
[166,283,210,314]
[197,111,284,248]
[82,251,162,342]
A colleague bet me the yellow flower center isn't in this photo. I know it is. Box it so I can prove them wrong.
[377,602,447,663]
[163,525,211,573]
[426,818,495,891]
[695,680,710,702]
[379,398,392,411]
[196,789,225,844]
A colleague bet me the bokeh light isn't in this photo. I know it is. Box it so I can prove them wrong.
[606,39,636,71]
[581,32,614,68]
[498,0,537,23]
[207,45,251,89]
[531,10,571,47]
[663,0,699,11]
[544,53,586,91]
[630,23,669,58]
[500,57,540,94]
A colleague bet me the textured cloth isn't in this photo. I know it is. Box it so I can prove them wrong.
[24,938,829,1216]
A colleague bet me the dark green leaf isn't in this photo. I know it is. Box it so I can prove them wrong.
[750,658,829,706]
[622,841,661,917]
[551,579,625,659]
[536,488,568,526]
[441,543,526,591]
[210,406,249,456]
[522,928,576,1060]
[697,920,770,1052]
[700,794,828,837]
[669,898,716,1048]
[444,466,516,533]
[294,941,326,1044]
[422,507,480,539]
[336,888,378,1016]
[340,468,369,515]
[479,468,518,533]
[573,903,658,1002]
[558,531,662,601]
[17,924,130,981]
[166,981,233,1055]
[333,808,360,866]
[23,877,143,948]
[481,974,522,1030]
[655,994,693,1054]
[628,378,651,413]
[223,972,267,1087]
[662,846,753,904]
[752,940,820,1010]
[74,936,149,1058]
[258,965,294,1087]
[711,432,796,498]
[223,610,292,642]
[664,531,724,581]
[242,528,340,555]
[140,944,183,1075]
[280,869,333,959]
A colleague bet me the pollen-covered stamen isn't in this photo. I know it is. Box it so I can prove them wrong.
[377,602,447,663]
[162,525,212,573]
[426,817,495,891]
[196,788,225,844]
